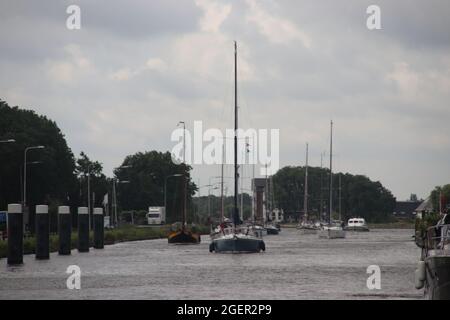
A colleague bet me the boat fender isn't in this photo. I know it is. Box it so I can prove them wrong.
[416,260,426,281]
[415,269,424,289]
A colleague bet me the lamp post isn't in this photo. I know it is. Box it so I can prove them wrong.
[112,165,132,227]
[23,145,45,208]
[113,179,130,227]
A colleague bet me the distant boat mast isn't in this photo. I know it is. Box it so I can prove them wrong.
[233,41,239,226]
[303,143,309,223]
[329,120,333,224]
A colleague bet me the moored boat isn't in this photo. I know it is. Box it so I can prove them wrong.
[265,224,279,235]
[166,123,200,244]
[415,213,450,299]
[209,42,265,254]
[210,225,265,253]
[317,121,346,240]
[297,221,319,234]
[344,218,370,232]
[318,224,346,239]
[168,224,201,244]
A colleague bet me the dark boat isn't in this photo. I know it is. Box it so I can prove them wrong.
[211,231,265,253]
[167,127,200,244]
[415,213,450,299]
[265,224,279,235]
[209,42,265,254]
[168,226,201,244]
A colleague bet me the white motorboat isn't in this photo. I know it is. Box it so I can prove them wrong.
[318,224,346,239]
[344,218,370,231]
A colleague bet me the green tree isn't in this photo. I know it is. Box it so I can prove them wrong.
[272,166,395,222]
[0,100,77,211]
[430,184,450,213]
[75,151,109,208]
[115,151,197,223]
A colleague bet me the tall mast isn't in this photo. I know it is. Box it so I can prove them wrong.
[339,173,342,221]
[329,120,333,223]
[221,142,224,222]
[233,41,239,226]
[303,143,309,222]
[320,152,324,221]
[265,163,268,224]
[182,122,187,228]
[252,136,256,221]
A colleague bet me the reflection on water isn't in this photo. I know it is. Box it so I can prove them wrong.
[0,228,422,300]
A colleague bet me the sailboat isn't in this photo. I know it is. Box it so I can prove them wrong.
[297,143,319,234]
[168,123,201,244]
[318,121,346,239]
[209,42,265,253]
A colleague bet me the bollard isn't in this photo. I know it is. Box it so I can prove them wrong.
[7,204,23,265]
[58,206,71,255]
[77,207,89,252]
[35,205,49,260]
[93,207,104,249]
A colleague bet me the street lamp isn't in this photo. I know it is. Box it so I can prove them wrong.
[112,165,132,227]
[23,145,45,207]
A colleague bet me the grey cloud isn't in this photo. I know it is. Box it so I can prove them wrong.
[0,0,449,200]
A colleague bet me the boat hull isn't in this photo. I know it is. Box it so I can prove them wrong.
[424,255,450,300]
[211,237,265,253]
[344,226,370,232]
[168,230,201,244]
[266,227,279,235]
[318,229,346,239]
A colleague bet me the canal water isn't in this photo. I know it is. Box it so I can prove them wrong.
[0,228,422,299]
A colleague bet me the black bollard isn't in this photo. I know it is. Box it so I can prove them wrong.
[35,205,49,260]
[77,207,89,252]
[93,207,104,249]
[58,206,71,255]
[7,204,23,265]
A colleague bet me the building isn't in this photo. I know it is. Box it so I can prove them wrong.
[393,200,422,219]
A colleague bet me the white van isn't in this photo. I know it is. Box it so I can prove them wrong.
[147,207,165,225]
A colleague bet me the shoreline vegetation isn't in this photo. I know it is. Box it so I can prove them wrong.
[0,224,210,259]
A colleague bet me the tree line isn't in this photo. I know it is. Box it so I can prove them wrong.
[0,100,196,229]
[272,166,396,222]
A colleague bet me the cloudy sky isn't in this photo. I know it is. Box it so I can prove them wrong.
[1,0,449,200]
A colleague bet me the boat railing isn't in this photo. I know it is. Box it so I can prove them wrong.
[426,224,450,255]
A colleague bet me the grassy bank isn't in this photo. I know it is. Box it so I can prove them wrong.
[0,224,210,259]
